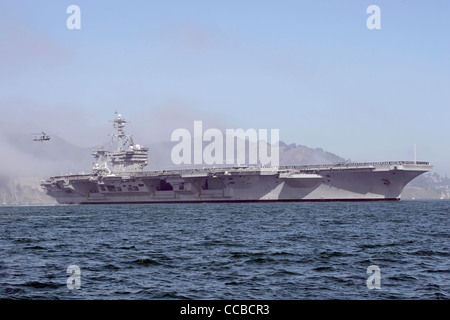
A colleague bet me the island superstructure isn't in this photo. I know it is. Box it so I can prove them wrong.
[41,112,433,204]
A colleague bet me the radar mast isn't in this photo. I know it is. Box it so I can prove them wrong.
[92,111,149,174]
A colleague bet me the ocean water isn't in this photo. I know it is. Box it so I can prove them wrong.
[0,200,448,300]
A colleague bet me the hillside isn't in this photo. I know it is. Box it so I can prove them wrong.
[402,172,450,199]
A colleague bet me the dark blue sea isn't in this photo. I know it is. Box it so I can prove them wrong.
[0,200,448,300]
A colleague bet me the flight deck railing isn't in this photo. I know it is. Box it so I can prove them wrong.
[46,161,431,180]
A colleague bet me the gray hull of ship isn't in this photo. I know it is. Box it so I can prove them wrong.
[41,162,432,205]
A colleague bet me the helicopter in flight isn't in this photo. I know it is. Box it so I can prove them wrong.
[32,132,51,142]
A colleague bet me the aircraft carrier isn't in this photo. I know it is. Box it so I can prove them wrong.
[41,112,432,204]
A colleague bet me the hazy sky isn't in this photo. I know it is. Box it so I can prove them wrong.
[0,0,449,175]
